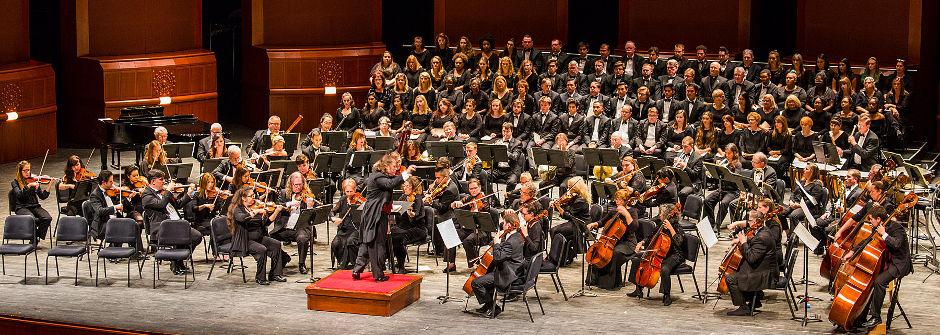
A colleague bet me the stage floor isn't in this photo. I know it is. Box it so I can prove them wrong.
[0,125,938,334]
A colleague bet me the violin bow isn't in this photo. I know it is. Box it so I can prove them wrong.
[38,149,49,176]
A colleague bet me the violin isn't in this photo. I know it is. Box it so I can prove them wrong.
[586,208,630,268]
[627,182,666,206]
[424,179,448,203]
[76,168,96,181]
[206,188,232,200]
[612,169,637,190]
[634,204,682,289]
[527,210,549,228]
[131,176,149,189]
[549,188,577,208]
[460,192,493,212]
[106,186,138,198]
[245,177,276,194]
[716,206,783,294]
[249,200,281,213]
[26,174,58,184]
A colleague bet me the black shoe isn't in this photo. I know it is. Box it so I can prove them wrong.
[395,266,407,274]
[299,264,308,274]
[504,293,520,302]
[351,272,361,280]
[489,305,502,317]
[442,265,457,273]
[282,253,291,268]
[726,306,751,316]
[270,275,287,282]
[626,287,644,298]
[860,316,882,328]
[475,304,492,314]
[256,279,270,285]
[375,275,390,282]
[663,294,673,306]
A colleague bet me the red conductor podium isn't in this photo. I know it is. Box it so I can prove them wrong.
[305,270,421,317]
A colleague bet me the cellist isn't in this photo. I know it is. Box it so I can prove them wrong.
[725,207,781,316]
[628,203,685,306]
[469,210,525,317]
[833,181,895,243]
[585,189,638,290]
[838,206,910,328]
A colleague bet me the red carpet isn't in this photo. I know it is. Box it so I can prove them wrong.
[312,270,421,293]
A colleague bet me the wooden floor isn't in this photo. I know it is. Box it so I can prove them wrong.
[1,125,938,334]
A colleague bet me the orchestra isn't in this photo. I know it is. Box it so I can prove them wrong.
[9,40,931,332]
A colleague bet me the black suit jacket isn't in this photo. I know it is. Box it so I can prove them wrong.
[429,179,459,221]
[630,76,662,100]
[609,117,639,145]
[88,187,118,236]
[676,150,704,184]
[699,75,729,102]
[652,98,680,124]
[531,111,559,143]
[607,95,635,119]
[557,112,585,146]
[633,120,667,150]
[141,187,191,236]
[846,131,881,170]
[507,112,532,143]
[621,54,645,76]
[360,172,405,243]
[556,72,588,95]
[630,99,654,121]
[542,52,570,73]
[582,113,611,147]
[849,219,911,278]
[247,130,272,156]
[678,98,708,124]
[737,222,781,291]
[492,231,525,289]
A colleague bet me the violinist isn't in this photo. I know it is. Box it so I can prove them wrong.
[89,170,144,253]
[585,189,638,290]
[230,167,251,193]
[779,163,827,234]
[725,208,781,316]
[628,203,685,306]
[121,166,148,221]
[196,123,226,163]
[839,206,910,328]
[345,129,373,186]
[834,181,895,243]
[189,173,226,245]
[547,176,591,266]
[226,186,286,285]
[143,140,168,175]
[247,115,281,156]
[608,156,647,196]
[272,172,316,273]
[352,152,417,282]
[331,179,364,270]
[469,210,525,317]
[390,176,427,273]
[704,143,743,232]
[294,154,317,182]
[490,123,525,196]
[517,199,545,260]
[426,166,460,271]
[59,155,93,216]
[255,135,288,170]
[11,161,54,243]
[444,178,494,273]
[141,170,201,275]
[212,145,246,187]
[402,140,426,165]
[452,142,482,184]
[639,168,678,211]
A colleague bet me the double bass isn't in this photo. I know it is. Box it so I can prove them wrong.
[634,204,682,289]
[715,206,783,294]
[585,209,629,268]
[828,196,914,330]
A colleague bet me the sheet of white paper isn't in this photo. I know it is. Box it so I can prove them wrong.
[437,219,462,249]
[799,199,817,228]
[793,223,819,251]
[417,265,433,271]
[286,210,300,230]
[166,203,181,220]
[392,204,401,212]
[696,217,718,248]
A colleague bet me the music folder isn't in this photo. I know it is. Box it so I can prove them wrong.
[349,151,374,169]
[531,147,568,167]
[667,167,693,187]
[454,209,498,233]
[322,131,349,151]
[163,142,195,159]
[370,150,392,165]
[390,201,414,215]
[592,181,619,201]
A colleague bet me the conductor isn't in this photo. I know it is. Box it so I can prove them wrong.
[352,152,417,282]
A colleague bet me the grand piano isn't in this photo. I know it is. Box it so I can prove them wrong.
[98,105,216,169]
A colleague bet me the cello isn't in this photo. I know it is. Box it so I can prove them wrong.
[463,222,524,296]
[633,204,682,289]
[585,209,628,268]
[715,206,783,294]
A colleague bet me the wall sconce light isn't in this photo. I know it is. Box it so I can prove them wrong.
[324,87,337,95]
[159,96,172,105]
[5,112,18,121]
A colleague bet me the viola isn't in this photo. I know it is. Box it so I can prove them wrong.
[250,200,281,213]
[627,182,666,206]
[586,208,629,268]
[131,176,149,189]
[634,204,682,289]
[715,206,783,294]
[76,168,96,181]
[206,188,232,200]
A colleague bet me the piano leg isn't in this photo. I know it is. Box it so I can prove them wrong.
[100,145,109,170]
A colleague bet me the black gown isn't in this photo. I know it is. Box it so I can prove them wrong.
[586,207,640,290]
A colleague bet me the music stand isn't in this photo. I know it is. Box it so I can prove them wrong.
[369,150,392,166]
[201,158,224,174]
[367,136,395,151]
[227,142,243,152]
[386,201,414,274]
[163,142,195,159]
[454,209,498,234]
[812,141,842,168]
[592,181,619,203]
[281,133,301,156]
[250,170,282,193]
[348,151,374,175]
[569,217,597,298]
[582,147,620,168]
[668,167,693,189]
[649,158,667,176]
[477,144,509,166]
[268,160,297,188]
[426,141,448,158]
[163,163,194,181]
[413,166,436,181]
[322,131,348,151]
[294,206,328,283]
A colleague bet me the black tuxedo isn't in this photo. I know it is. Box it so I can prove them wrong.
[89,187,120,238]
[556,72,588,95]
[678,98,707,125]
[247,130,274,156]
[734,62,763,82]
[580,93,609,114]
[621,54,645,77]
[507,112,532,142]
[658,74,682,88]
[653,98,680,124]
[531,111,560,148]
[846,130,881,170]
[604,74,633,96]
[726,222,781,306]
[353,171,406,279]
[557,112,586,147]
[725,80,756,105]
[471,230,525,306]
[699,75,729,102]
[520,48,543,72]
[689,59,710,81]
[630,76,662,100]
[542,52,570,73]
[141,187,200,252]
[630,98,654,121]
[533,90,561,114]
[607,94,634,119]
[633,120,667,154]
[582,113,611,147]
[610,117,639,145]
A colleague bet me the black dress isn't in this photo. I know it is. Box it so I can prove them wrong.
[780,108,805,129]
[836,112,859,131]
[360,107,387,130]
[456,112,484,140]
[483,113,508,137]
[548,196,591,265]
[585,207,640,290]
[335,108,361,133]
[819,130,850,151]
[716,129,740,152]
[791,130,817,159]
[388,109,410,130]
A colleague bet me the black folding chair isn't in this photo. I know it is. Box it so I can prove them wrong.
[207,216,246,283]
[45,216,92,285]
[0,215,39,283]
[671,234,701,296]
[678,194,704,232]
[152,220,196,289]
[538,235,568,300]
[493,252,545,322]
[96,218,144,287]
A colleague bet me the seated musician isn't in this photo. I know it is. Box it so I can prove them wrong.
[584,100,612,151]
[470,210,525,317]
[490,122,525,197]
[548,176,592,266]
[633,107,666,157]
[628,203,685,306]
[212,145,247,187]
[452,142,483,187]
[606,131,632,159]
[294,154,317,181]
[226,186,287,285]
[390,176,427,273]
[725,208,782,316]
[90,170,144,251]
[256,135,288,170]
[506,173,537,208]
[189,173,225,258]
[433,121,461,142]
[121,165,148,225]
[585,189,638,290]
[840,206,911,328]
[517,199,545,261]
[402,140,426,165]
[272,172,317,274]
[608,156,647,197]
[704,143,744,232]
[229,167,251,194]
[331,179,363,270]
[780,163,827,234]
[845,114,881,171]
[811,169,863,253]
[427,166,460,266]
[345,129,374,187]
[375,116,397,138]
[531,96,560,149]
[58,155,94,215]
[152,126,182,164]
[302,119,332,156]
[641,168,679,211]
[548,133,577,191]
[196,123,226,163]
[143,140,168,176]
[819,119,850,153]
[11,161,54,244]
[557,98,585,153]
[141,170,201,275]
[444,178,495,272]
[834,180,896,243]
[674,136,704,203]
[248,115,281,156]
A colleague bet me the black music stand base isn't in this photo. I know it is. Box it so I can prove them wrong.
[790,244,822,326]
[437,246,464,304]
[570,251,597,298]
[692,247,721,303]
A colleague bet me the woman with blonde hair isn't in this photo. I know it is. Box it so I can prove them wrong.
[516,59,539,93]
[335,92,361,132]
[144,140,167,174]
[402,55,424,88]
[548,176,592,265]
[411,71,438,112]
[496,56,517,89]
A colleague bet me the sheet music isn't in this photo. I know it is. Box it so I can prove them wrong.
[392,204,402,212]
[697,217,718,248]
[437,219,462,249]
[796,180,817,206]
[793,223,819,251]
[286,209,300,230]
[799,199,817,228]
[166,203,181,220]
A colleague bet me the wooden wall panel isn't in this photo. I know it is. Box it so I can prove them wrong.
[434,0,567,45]
[619,0,749,52]
[798,0,920,64]
[0,0,29,65]
[85,0,200,56]
[0,63,57,162]
[255,0,380,46]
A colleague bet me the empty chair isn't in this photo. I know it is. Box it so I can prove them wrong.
[0,215,39,283]
[207,216,246,283]
[678,194,704,231]
[538,235,568,300]
[96,218,144,287]
[45,216,92,285]
[152,220,197,289]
